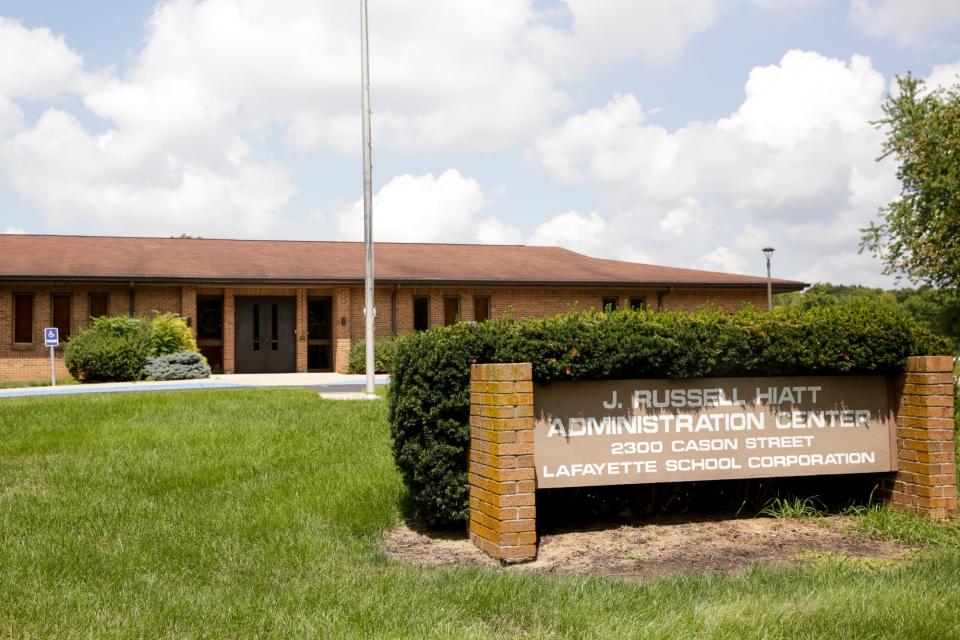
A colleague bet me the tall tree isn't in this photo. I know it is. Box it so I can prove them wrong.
[861,74,960,290]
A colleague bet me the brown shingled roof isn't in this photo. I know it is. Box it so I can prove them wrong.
[0,234,805,290]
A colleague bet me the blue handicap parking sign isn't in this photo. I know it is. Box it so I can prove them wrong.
[44,327,59,347]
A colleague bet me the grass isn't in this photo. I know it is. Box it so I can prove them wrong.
[1,389,960,638]
[758,496,826,519]
[850,504,960,549]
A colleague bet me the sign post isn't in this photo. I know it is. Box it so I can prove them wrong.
[44,327,59,386]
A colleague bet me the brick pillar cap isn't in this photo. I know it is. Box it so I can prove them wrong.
[905,356,955,373]
[471,363,533,381]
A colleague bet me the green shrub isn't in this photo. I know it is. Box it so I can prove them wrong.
[347,337,399,374]
[64,316,153,382]
[150,312,199,356]
[143,350,211,380]
[389,305,953,526]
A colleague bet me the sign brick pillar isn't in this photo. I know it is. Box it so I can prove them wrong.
[468,363,537,563]
[888,356,958,519]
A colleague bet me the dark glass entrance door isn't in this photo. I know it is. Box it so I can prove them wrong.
[235,296,297,373]
[307,297,333,371]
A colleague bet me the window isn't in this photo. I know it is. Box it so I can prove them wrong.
[602,297,618,312]
[474,296,490,323]
[413,296,430,331]
[89,293,109,320]
[443,296,460,326]
[307,297,333,371]
[630,297,646,311]
[52,294,72,340]
[196,295,224,373]
[13,294,33,343]
[197,296,224,340]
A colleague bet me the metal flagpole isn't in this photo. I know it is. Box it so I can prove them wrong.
[361,0,376,398]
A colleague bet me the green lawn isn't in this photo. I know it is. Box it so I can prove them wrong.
[1,389,960,639]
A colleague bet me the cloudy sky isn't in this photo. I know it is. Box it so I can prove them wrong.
[1,0,959,286]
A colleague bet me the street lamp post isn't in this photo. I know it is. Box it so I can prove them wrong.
[762,247,775,311]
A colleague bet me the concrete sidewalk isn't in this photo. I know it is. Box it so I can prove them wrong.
[0,372,390,399]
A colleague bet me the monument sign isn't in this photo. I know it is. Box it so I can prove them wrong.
[534,376,895,488]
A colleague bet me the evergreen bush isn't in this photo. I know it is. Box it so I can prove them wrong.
[143,350,212,381]
[64,316,153,382]
[347,337,399,374]
[389,305,952,526]
[150,312,199,356]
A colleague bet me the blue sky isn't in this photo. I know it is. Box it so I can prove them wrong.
[1,0,959,286]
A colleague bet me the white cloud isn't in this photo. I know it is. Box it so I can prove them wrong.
[733,224,772,253]
[0,96,21,134]
[528,0,718,74]
[794,251,894,287]
[850,0,960,47]
[748,0,824,10]
[659,198,704,235]
[475,217,524,245]
[926,60,960,91]
[2,226,24,234]
[332,169,520,244]
[529,210,607,254]
[0,17,86,99]
[0,0,807,241]
[1,109,294,237]
[114,0,568,153]
[531,50,898,283]
[699,246,749,274]
[0,17,92,134]
[2,0,713,238]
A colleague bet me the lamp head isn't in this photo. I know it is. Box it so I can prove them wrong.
[762,247,775,262]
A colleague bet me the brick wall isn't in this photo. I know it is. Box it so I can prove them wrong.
[1,282,770,379]
[0,353,70,382]
[180,287,197,338]
[350,286,766,339]
[133,286,181,317]
[468,363,537,563]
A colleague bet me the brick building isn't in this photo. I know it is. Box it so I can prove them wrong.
[0,234,805,380]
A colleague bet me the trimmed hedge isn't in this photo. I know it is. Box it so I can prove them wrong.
[389,305,952,526]
[347,338,398,374]
[64,316,153,382]
[144,350,212,380]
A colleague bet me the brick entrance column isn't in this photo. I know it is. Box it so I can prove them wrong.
[295,289,308,373]
[468,363,537,563]
[180,286,197,338]
[222,291,236,374]
[888,356,958,519]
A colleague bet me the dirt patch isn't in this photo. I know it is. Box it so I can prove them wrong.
[383,516,912,580]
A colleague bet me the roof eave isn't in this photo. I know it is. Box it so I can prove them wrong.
[0,274,808,292]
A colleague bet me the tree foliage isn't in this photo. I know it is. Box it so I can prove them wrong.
[776,283,960,349]
[861,74,960,289]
